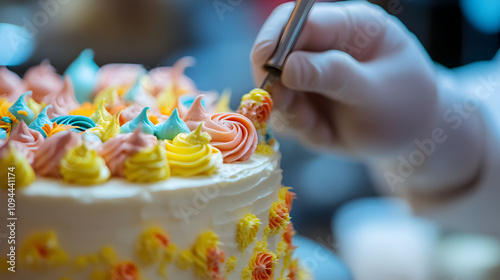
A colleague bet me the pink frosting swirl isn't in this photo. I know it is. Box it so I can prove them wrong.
[0,67,26,102]
[9,121,44,155]
[100,129,158,177]
[202,113,257,163]
[182,95,208,130]
[24,60,63,104]
[33,131,82,177]
[148,57,197,96]
[95,64,144,94]
[1,140,35,164]
[47,76,80,119]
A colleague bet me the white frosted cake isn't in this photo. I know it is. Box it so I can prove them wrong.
[0,51,304,280]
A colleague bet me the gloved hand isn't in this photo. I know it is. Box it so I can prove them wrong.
[251,1,438,156]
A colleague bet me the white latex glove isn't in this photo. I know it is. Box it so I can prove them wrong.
[252,1,438,154]
[252,2,485,197]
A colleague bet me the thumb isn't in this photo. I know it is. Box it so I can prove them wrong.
[281,50,371,105]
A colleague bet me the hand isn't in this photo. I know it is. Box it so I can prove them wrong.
[251,2,438,157]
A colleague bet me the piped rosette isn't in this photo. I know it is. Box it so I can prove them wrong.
[201,112,257,163]
[237,88,276,155]
[124,143,170,183]
[0,66,26,102]
[100,129,158,177]
[33,131,82,178]
[0,141,35,188]
[24,60,63,104]
[182,95,208,131]
[59,143,110,185]
[46,76,80,119]
[165,123,222,176]
[9,121,44,161]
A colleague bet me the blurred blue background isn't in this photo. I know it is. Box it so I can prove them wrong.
[1,0,500,279]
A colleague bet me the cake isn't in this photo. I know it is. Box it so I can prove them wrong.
[0,50,304,280]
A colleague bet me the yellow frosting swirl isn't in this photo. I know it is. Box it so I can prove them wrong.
[165,123,222,176]
[27,98,44,116]
[90,100,113,124]
[124,144,170,183]
[101,113,121,142]
[237,214,261,252]
[0,143,35,188]
[59,144,110,185]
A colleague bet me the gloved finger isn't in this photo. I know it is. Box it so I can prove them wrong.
[251,1,397,85]
[281,50,372,105]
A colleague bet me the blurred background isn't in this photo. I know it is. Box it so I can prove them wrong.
[1,0,500,279]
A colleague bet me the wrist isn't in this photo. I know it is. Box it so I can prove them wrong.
[371,69,487,194]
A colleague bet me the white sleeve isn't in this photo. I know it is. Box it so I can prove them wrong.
[369,59,500,237]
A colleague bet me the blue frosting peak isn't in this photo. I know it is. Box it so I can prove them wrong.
[64,49,99,104]
[8,91,35,125]
[28,105,53,138]
[120,107,155,135]
[154,108,190,140]
[0,128,7,139]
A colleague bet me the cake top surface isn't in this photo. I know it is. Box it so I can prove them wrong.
[0,49,276,188]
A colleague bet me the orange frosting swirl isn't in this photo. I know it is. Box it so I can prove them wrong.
[9,121,44,155]
[252,252,276,280]
[47,76,80,119]
[100,129,158,177]
[0,67,26,102]
[237,89,273,124]
[24,60,63,104]
[202,113,257,163]
[33,131,81,177]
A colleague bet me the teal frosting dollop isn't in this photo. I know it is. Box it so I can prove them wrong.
[0,129,7,139]
[124,76,144,103]
[120,106,155,135]
[51,115,96,132]
[154,108,190,140]
[64,49,99,104]
[8,91,35,125]
[28,105,52,138]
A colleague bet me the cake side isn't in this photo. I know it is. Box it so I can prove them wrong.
[1,148,297,280]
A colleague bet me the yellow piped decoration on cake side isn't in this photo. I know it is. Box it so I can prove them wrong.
[237,214,261,252]
[241,249,277,280]
[60,144,111,185]
[268,202,291,235]
[177,231,225,279]
[165,123,223,176]
[124,144,170,183]
[225,256,237,275]
[0,143,35,188]
[19,230,69,269]
[137,226,177,264]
